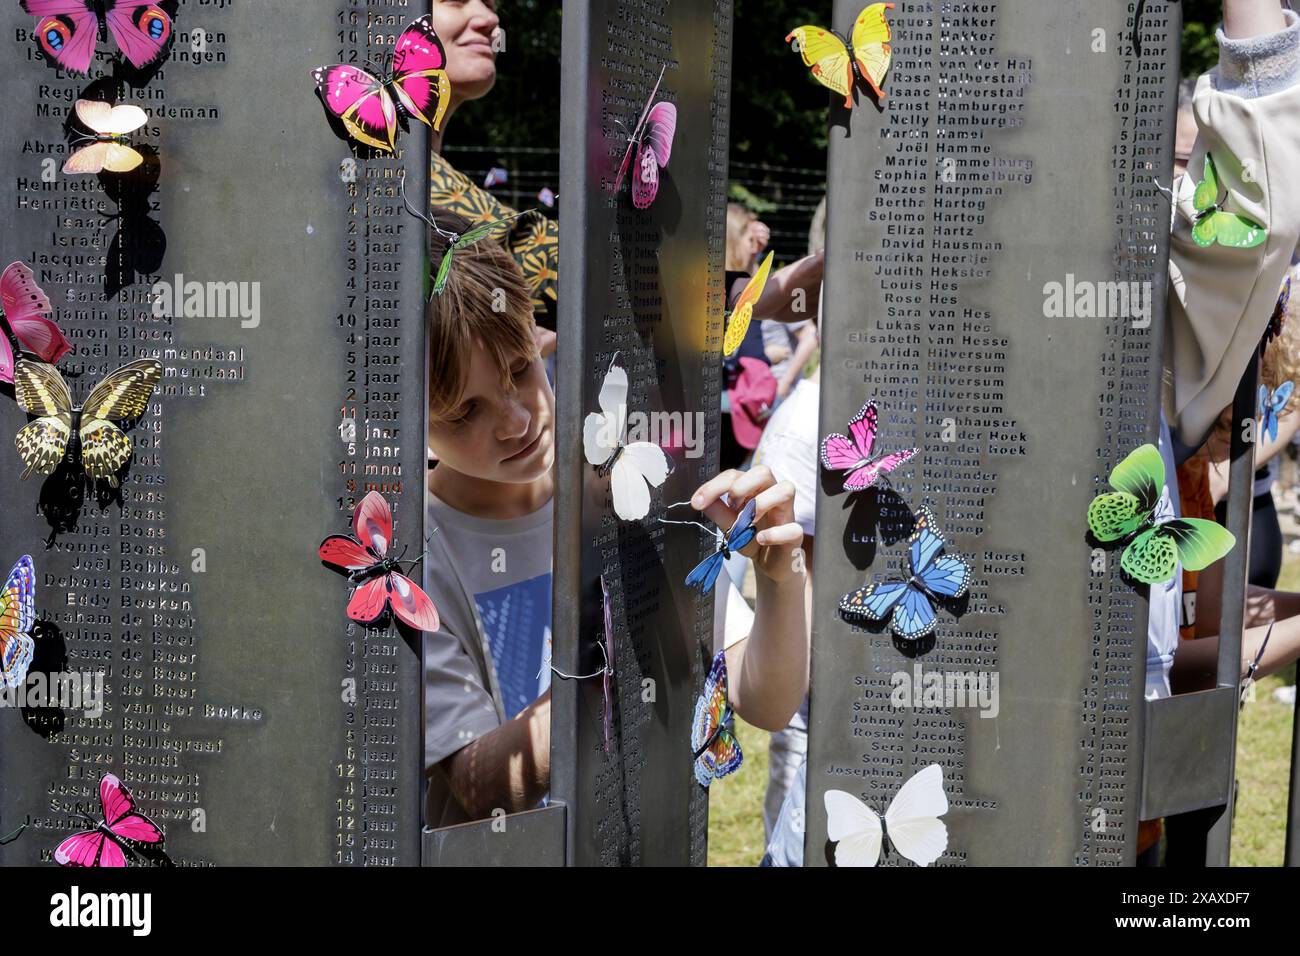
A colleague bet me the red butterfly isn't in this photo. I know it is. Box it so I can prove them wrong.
[54,773,164,867]
[318,491,440,632]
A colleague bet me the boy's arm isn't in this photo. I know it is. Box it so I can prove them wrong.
[1172,609,1300,691]
[1224,0,1288,39]
[692,466,810,731]
[751,252,825,324]
[777,323,820,399]
[441,691,551,820]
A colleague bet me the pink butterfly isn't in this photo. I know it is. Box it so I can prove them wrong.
[0,261,72,385]
[820,400,918,492]
[54,774,164,867]
[311,15,450,154]
[611,64,677,209]
[318,491,440,632]
[22,1,172,75]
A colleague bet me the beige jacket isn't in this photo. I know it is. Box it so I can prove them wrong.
[1166,11,1300,449]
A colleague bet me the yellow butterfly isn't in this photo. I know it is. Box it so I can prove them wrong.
[787,3,894,108]
[723,251,774,357]
[62,100,147,175]
[12,358,162,487]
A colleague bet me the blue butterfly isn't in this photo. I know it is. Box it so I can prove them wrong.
[684,498,758,594]
[1258,381,1294,443]
[839,506,971,641]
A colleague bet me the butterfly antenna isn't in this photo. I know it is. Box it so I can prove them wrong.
[398,176,459,242]
[1151,177,1176,205]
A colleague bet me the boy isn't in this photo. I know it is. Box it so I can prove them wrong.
[421,216,810,827]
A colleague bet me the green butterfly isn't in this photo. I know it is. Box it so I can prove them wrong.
[1087,443,1235,584]
[1190,152,1266,249]
[431,209,532,296]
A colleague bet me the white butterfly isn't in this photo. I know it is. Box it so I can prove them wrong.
[824,763,949,867]
[583,362,669,521]
[63,100,147,175]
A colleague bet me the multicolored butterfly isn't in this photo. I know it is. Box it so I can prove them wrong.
[54,773,164,867]
[319,490,440,632]
[1183,152,1267,249]
[0,556,36,691]
[787,3,894,108]
[825,763,949,867]
[23,0,173,75]
[722,251,774,357]
[821,400,918,492]
[12,357,162,487]
[1087,443,1236,585]
[312,15,450,154]
[1263,276,1291,351]
[691,651,742,787]
[840,506,970,640]
[62,99,147,175]
[1259,381,1294,443]
[0,262,71,386]
[684,498,757,595]
[611,64,677,209]
[483,166,508,188]
[428,152,558,310]
[582,357,670,521]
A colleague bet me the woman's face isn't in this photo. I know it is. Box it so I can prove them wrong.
[432,0,502,103]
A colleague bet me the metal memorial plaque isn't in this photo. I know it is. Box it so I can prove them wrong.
[0,2,427,865]
[553,0,733,866]
[806,0,1180,865]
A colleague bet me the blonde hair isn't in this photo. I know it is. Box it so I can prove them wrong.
[725,202,755,271]
[426,212,537,423]
[1262,277,1300,391]
[808,196,827,256]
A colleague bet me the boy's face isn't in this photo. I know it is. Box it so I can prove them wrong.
[428,338,554,484]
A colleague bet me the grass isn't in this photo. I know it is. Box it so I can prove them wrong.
[707,569,1300,867]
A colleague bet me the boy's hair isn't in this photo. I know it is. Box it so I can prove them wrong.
[426,210,537,423]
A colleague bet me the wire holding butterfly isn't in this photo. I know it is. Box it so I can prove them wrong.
[549,575,617,755]
[657,497,758,595]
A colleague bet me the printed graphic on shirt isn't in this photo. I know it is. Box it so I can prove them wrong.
[474,572,553,720]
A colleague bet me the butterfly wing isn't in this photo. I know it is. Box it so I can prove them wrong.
[54,830,121,867]
[642,102,677,167]
[821,435,864,473]
[583,365,629,466]
[883,763,949,867]
[839,580,908,623]
[389,14,451,131]
[15,417,71,479]
[312,65,398,153]
[24,1,99,74]
[1121,527,1180,584]
[610,442,670,521]
[919,556,971,600]
[351,491,393,558]
[722,251,775,356]
[318,534,376,572]
[726,498,759,553]
[850,2,895,99]
[1107,443,1164,513]
[631,142,661,209]
[685,551,725,594]
[1193,211,1267,249]
[1193,153,1219,213]
[0,555,36,690]
[78,419,133,483]
[786,25,854,107]
[101,773,164,844]
[12,359,72,478]
[0,262,69,382]
[908,506,947,575]
[103,2,172,70]
[386,572,440,632]
[75,99,148,135]
[1160,518,1236,573]
[83,359,162,422]
[432,247,455,296]
[346,577,390,625]
[890,587,939,640]
[63,142,144,175]
[824,789,883,867]
[853,448,918,490]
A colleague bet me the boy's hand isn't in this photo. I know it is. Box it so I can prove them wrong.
[691,466,805,584]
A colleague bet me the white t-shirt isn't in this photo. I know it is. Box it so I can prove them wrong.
[1145,416,1184,700]
[752,377,820,537]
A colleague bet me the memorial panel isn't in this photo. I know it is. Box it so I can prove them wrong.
[553,0,734,866]
[806,0,1180,866]
[0,1,428,866]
